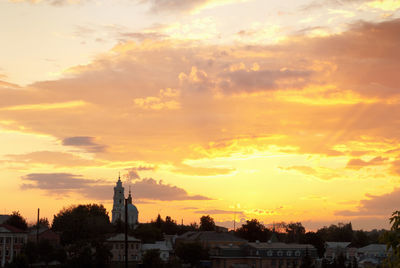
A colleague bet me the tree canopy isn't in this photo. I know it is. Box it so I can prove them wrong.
[52,204,112,245]
[199,215,216,231]
[5,211,28,231]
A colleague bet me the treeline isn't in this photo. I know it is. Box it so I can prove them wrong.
[2,205,388,267]
[232,219,385,258]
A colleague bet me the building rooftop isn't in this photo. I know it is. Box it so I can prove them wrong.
[248,242,315,250]
[0,224,26,233]
[325,242,351,248]
[358,244,388,252]
[142,241,172,251]
[106,233,140,242]
[178,231,246,243]
[0,215,10,224]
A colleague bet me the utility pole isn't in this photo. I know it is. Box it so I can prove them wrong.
[233,205,236,231]
[125,198,128,268]
[36,208,40,243]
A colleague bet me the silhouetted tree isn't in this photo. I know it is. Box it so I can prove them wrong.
[4,211,28,231]
[52,204,112,245]
[142,249,163,268]
[381,211,400,266]
[175,242,208,266]
[236,219,270,242]
[199,215,216,231]
[351,230,369,247]
[285,222,306,243]
[133,223,163,243]
[303,231,325,258]
[317,222,353,242]
[300,248,315,268]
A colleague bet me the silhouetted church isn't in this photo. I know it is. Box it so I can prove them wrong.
[111,175,139,226]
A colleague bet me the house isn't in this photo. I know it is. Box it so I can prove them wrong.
[357,244,388,267]
[0,224,28,267]
[142,240,173,261]
[176,231,247,249]
[324,242,357,260]
[105,233,141,263]
[211,241,318,268]
[28,226,60,246]
[0,216,9,225]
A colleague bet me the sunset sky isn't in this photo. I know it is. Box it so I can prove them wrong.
[1,0,400,230]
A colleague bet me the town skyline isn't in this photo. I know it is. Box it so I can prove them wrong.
[1,0,400,231]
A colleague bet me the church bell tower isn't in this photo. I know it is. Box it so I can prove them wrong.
[111,174,125,223]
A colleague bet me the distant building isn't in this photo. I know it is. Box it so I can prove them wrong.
[358,244,388,267]
[142,241,173,262]
[28,226,60,247]
[106,233,141,263]
[324,241,357,260]
[176,231,247,249]
[0,216,9,225]
[0,224,27,267]
[111,175,139,227]
[211,241,317,268]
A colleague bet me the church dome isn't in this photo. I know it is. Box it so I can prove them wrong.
[127,203,138,213]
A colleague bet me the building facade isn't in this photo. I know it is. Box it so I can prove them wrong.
[106,233,141,262]
[0,224,27,267]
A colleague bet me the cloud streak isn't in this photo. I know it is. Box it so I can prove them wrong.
[20,173,212,201]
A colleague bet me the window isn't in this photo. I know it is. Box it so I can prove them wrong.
[5,250,9,256]
[115,244,118,249]
[295,250,301,257]
[6,238,10,244]
[287,251,292,257]
[277,250,283,257]
[267,250,273,257]
[0,237,2,243]
[14,238,18,243]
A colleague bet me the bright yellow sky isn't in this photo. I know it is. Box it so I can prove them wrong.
[1,0,400,230]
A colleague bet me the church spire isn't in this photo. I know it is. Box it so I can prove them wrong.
[127,185,132,204]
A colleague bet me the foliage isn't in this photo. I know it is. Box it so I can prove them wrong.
[381,211,400,267]
[317,222,353,242]
[133,223,163,243]
[285,222,306,243]
[142,249,164,268]
[175,242,209,266]
[4,211,28,231]
[235,219,270,242]
[302,231,325,258]
[300,248,315,268]
[199,215,216,231]
[52,204,112,245]
[62,241,111,268]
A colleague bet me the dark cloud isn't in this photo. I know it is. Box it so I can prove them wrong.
[346,156,388,170]
[335,188,400,217]
[20,173,211,201]
[124,166,156,183]
[21,173,99,191]
[219,69,313,93]
[62,136,106,152]
[133,178,212,201]
[139,0,209,13]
